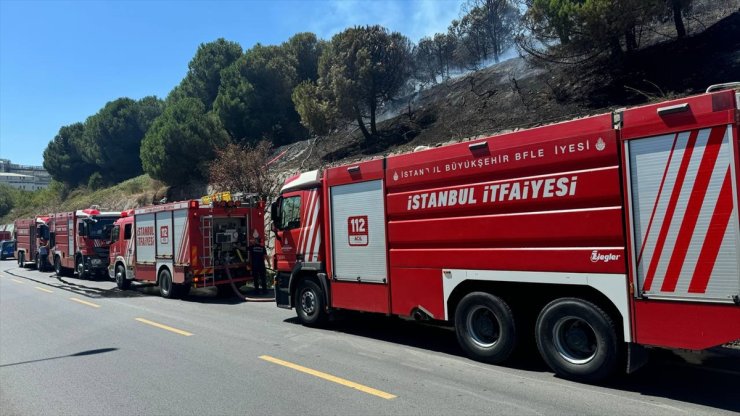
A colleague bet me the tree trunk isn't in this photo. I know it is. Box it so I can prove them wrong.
[354,107,372,141]
[609,36,624,61]
[369,101,378,136]
[672,0,687,38]
[624,26,638,52]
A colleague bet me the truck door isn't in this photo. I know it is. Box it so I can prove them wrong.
[274,191,303,271]
[109,225,121,268]
[324,159,390,314]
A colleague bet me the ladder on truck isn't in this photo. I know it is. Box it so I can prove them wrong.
[200,216,215,287]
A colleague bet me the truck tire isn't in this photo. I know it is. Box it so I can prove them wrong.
[535,298,618,383]
[455,292,517,364]
[295,279,327,327]
[54,256,61,275]
[76,257,88,280]
[115,264,131,290]
[158,268,174,299]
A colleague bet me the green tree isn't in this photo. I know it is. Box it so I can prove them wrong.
[42,123,98,186]
[215,39,315,145]
[140,98,229,186]
[298,25,412,141]
[0,184,14,217]
[170,38,243,109]
[292,80,334,136]
[523,0,658,61]
[80,96,164,184]
[284,32,327,83]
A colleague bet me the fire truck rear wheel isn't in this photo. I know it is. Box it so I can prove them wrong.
[295,279,327,327]
[158,269,174,298]
[54,256,64,276]
[535,298,618,383]
[455,292,517,364]
[115,264,131,290]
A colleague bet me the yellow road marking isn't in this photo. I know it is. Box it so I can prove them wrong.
[135,318,193,336]
[69,297,101,308]
[259,355,397,400]
[11,279,25,284]
[34,286,53,293]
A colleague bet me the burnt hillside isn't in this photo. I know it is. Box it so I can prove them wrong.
[270,11,740,174]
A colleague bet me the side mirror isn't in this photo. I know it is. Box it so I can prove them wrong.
[78,223,87,237]
[271,198,283,230]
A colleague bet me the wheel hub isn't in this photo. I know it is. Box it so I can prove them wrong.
[300,290,316,315]
[466,305,500,348]
[553,316,597,364]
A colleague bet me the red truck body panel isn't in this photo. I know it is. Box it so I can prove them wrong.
[109,199,265,288]
[274,89,740,354]
[50,209,120,276]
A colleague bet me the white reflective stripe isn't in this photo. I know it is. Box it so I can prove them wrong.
[677,133,730,293]
[299,190,317,255]
[650,128,710,291]
[442,269,631,342]
[305,191,321,261]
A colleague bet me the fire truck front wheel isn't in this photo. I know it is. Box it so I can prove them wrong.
[76,257,88,280]
[535,298,618,383]
[454,292,517,364]
[115,264,131,290]
[295,279,327,327]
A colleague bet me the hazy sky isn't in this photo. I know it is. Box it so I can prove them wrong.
[0,0,464,166]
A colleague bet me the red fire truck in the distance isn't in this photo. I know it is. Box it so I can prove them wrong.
[50,207,120,279]
[14,216,51,269]
[271,87,740,382]
[107,193,265,298]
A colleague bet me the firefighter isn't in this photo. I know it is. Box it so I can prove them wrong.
[249,237,267,294]
[37,242,49,272]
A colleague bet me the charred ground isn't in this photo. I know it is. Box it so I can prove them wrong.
[271,10,740,173]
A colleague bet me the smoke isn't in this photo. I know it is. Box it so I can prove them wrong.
[376,45,521,124]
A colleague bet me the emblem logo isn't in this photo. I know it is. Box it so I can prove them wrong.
[596,138,606,151]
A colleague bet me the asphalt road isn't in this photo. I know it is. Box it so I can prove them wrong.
[1,260,739,416]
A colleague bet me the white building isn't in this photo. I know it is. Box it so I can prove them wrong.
[0,172,47,190]
[0,159,51,190]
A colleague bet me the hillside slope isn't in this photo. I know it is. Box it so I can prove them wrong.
[271,11,740,173]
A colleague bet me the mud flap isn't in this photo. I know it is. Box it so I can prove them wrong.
[626,343,649,374]
[275,272,291,309]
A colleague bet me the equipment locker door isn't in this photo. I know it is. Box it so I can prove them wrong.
[625,111,740,303]
[330,179,388,283]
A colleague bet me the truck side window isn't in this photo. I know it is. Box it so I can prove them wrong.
[110,226,120,243]
[280,196,301,230]
[124,224,132,240]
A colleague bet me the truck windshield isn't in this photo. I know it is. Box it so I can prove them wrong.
[88,217,117,239]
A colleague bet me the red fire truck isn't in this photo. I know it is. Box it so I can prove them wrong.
[50,207,120,279]
[107,194,265,298]
[271,87,740,382]
[14,216,51,269]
